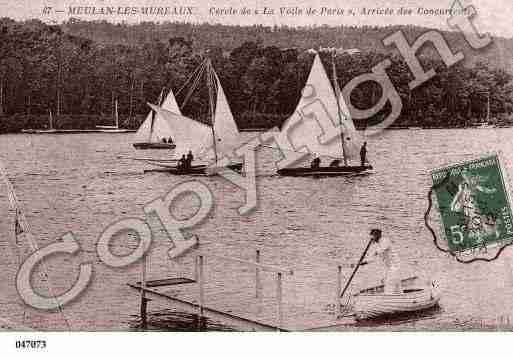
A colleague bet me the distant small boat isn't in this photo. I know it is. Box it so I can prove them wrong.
[133,88,178,150]
[353,280,440,320]
[21,128,57,134]
[96,99,135,133]
[22,107,135,134]
[475,122,494,129]
[95,126,135,133]
[21,109,58,133]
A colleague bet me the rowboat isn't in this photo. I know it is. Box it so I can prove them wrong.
[353,279,440,320]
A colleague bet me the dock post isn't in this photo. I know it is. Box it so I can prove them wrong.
[276,272,283,331]
[255,250,261,298]
[140,254,148,329]
[336,265,342,311]
[198,255,205,318]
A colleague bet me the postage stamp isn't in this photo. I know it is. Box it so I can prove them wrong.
[430,154,513,253]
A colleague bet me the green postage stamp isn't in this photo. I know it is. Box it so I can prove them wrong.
[431,154,513,253]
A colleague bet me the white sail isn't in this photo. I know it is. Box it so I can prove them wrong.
[147,103,212,157]
[279,53,362,165]
[143,64,242,164]
[212,71,240,156]
[133,112,153,142]
[134,89,180,143]
[161,87,181,114]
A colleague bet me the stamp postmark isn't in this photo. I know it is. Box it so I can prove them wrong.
[430,154,513,255]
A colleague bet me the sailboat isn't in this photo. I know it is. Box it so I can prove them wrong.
[133,89,178,150]
[276,52,373,177]
[140,59,243,175]
[21,109,58,134]
[96,99,136,133]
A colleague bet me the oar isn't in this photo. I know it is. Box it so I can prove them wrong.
[339,237,374,299]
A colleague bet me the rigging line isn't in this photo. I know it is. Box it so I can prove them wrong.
[207,60,218,163]
[209,63,218,119]
[180,60,207,110]
[0,162,72,330]
[175,59,206,98]
[178,59,208,108]
[424,172,513,264]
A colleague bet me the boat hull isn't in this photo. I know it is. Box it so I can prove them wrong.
[133,142,176,150]
[95,129,136,133]
[22,129,136,134]
[21,129,58,134]
[145,161,243,175]
[277,165,373,177]
[353,282,440,320]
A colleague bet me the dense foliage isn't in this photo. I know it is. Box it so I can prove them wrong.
[0,18,512,133]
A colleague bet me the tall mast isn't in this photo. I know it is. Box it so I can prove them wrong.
[49,109,54,130]
[332,52,348,166]
[206,59,218,163]
[114,99,119,128]
[486,92,490,123]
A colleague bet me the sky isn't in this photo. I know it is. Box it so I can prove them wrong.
[0,0,511,38]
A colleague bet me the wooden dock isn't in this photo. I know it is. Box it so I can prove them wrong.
[127,251,355,331]
[128,281,287,331]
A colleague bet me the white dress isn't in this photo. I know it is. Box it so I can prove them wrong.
[373,237,401,294]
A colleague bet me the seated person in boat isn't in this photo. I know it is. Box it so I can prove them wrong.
[162,137,167,143]
[362,228,402,294]
[311,157,321,169]
[330,159,340,167]
[186,150,194,167]
[178,154,187,169]
[168,137,174,144]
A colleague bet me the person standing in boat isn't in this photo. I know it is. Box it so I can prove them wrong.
[186,150,194,168]
[360,142,368,167]
[363,229,401,295]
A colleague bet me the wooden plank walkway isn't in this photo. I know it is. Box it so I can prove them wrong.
[128,281,288,331]
[127,279,353,331]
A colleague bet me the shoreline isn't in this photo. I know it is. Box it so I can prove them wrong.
[1,125,511,135]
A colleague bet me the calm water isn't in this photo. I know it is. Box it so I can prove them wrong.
[1,129,513,331]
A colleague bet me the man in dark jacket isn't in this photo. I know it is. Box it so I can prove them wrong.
[360,142,367,167]
[186,151,194,169]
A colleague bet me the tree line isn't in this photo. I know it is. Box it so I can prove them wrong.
[0,18,512,133]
